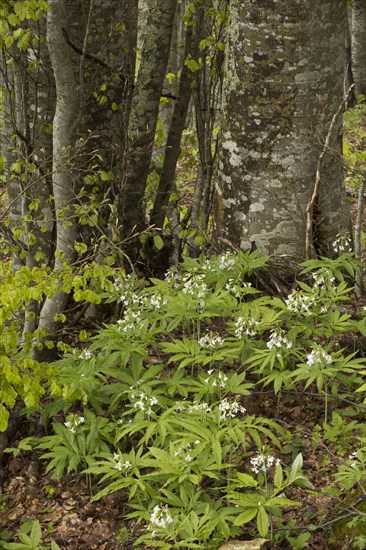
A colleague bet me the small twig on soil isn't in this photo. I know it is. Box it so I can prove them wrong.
[305,84,355,260]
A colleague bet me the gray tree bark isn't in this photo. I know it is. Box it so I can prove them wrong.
[351,0,366,99]
[215,0,351,258]
[150,18,194,230]
[120,0,178,243]
[37,0,79,336]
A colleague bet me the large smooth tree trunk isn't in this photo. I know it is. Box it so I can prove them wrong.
[37,0,79,336]
[215,0,351,258]
[351,0,366,99]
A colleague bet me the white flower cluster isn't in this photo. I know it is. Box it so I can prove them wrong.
[78,349,92,360]
[332,233,352,255]
[234,316,259,338]
[150,504,173,528]
[266,329,292,350]
[113,452,132,472]
[181,273,208,299]
[285,291,316,315]
[164,267,181,287]
[219,252,237,270]
[306,348,332,366]
[204,370,228,389]
[225,278,252,297]
[174,440,200,463]
[175,401,211,414]
[120,291,142,308]
[114,273,138,295]
[349,451,357,468]
[130,389,158,416]
[250,453,280,474]
[64,414,85,434]
[218,398,246,420]
[113,276,124,293]
[143,294,167,310]
[116,309,141,333]
[199,332,225,349]
[313,271,336,291]
[188,401,212,413]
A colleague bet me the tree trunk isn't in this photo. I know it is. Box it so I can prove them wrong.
[120,0,178,244]
[351,0,366,99]
[215,0,351,258]
[37,0,79,336]
[150,19,193,230]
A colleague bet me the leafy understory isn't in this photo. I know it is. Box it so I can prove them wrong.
[3,250,366,548]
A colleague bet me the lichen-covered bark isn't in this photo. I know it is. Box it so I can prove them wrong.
[216,0,351,258]
[351,0,366,98]
[121,0,178,240]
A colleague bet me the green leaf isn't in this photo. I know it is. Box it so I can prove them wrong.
[153,235,164,251]
[289,453,303,483]
[235,471,258,488]
[0,404,9,432]
[257,506,269,537]
[234,507,258,526]
[29,520,42,547]
[274,462,283,489]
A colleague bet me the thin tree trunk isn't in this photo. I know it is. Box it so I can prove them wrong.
[120,0,178,243]
[150,21,193,230]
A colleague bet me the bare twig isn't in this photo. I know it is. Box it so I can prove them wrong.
[305,84,355,259]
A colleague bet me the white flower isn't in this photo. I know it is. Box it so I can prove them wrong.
[113,453,132,472]
[188,402,211,413]
[199,332,225,349]
[234,316,259,338]
[219,252,236,270]
[285,291,316,315]
[131,390,158,415]
[64,414,85,433]
[306,348,332,366]
[266,329,292,350]
[250,452,280,474]
[332,233,352,254]
[218,398,246,420]
[78,349,92,360]
[181,274,208,300]
[150,505,173,528]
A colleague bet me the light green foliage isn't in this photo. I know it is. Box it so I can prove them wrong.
[0,519,60,550]
[344,97,366,190]
[4,249,362,547]
[0,258,124,431]
[0,1,49,50]
[5,249,366,546]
